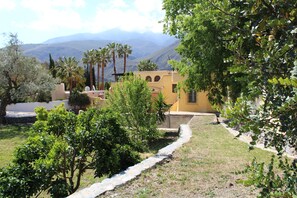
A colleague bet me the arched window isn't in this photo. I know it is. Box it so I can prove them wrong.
[145,76,152,82]
[154,75,161,82]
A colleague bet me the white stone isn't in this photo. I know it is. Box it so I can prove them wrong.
[67,124,192,198]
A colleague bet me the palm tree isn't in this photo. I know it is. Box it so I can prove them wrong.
[100,47,110,89]
[121,44,132,73]
[82,49,96,89]
[95,48,102,90]
[137,59,158,71]
[107,42,118,81]
[57,56,84,93]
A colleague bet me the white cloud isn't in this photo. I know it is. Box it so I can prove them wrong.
[19,0,85,31]
[111,0,128,8]
[1,0,164,44]
[29,9,83,31]
[89,0,164,33]
[21,0,85,10]
[134,0,162,14]
[0,0,16,10]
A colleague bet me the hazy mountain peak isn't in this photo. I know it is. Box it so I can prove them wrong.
[44,29,177,46]
[22,30,180,81]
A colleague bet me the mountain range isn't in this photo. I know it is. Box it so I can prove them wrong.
[21,29,180,81]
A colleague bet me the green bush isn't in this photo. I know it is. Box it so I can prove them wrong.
[0,105,140,197]
[154,92,171,123]
[237,156,297,197]
[107,75,159,151]
[68,89,91,113]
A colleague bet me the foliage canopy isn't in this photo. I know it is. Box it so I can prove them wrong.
[0,34,56,123]
[137,59,158,71]
[163,0,297,196]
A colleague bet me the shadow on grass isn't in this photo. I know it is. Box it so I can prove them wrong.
[0,124,31,140]
[148,131,179,153]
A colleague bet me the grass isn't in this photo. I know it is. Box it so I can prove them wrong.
[101,115,277,198]
[79,130,178,192]
[79,130,179,189]
[0,124,31,168]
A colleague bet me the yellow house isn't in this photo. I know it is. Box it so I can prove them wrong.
[134,70,215,113]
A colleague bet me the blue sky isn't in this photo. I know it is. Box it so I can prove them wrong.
[0,0,164,45]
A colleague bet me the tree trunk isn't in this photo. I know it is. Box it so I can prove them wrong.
[89,63,93,89]
[0,99,8,124]
[69,79,73,94]
[101,63,105,90]
[97,63,100,90]
[113,53,117,81]
[124,54,127,74]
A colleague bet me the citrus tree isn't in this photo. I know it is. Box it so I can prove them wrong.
[0,105,140,197]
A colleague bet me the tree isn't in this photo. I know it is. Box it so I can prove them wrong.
[0,105,140,197]
[49,53,57,78]
[0,34,56,124]
[68,89,91,113]
[82,49,96,89]
[137,59,158,71]
[95,48,102,90]
[107,42,118,81]
[163,0,297,195]
[99,47,110,90]
[118,44,132,74]
[84,65,95,90]
[163,0,242,105]
[57,56,85,93]
[107,75,159,150]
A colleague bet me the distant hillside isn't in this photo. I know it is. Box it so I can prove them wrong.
[97,41,180,81]
[44,29,177,46]
[22,39,166,62]
[19,30,180,81]
[143,41,180,70]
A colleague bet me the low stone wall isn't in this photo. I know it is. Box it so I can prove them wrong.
[5,115,36,124]
[7,100,70,112]
[67,124,193,198]
[158,114,193,128]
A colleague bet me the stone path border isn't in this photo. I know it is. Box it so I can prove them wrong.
[220,122,295,159]
[67,124,192,198]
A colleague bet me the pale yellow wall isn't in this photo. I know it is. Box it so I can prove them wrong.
[134,71,179,105]
[134,71,215,113]
[51,83,67,100]
[177,91,214,112]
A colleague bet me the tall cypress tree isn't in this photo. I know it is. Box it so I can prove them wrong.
[49,53,56,78]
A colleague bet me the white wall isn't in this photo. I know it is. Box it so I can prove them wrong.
[7,100,70,112]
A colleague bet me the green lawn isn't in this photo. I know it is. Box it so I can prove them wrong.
[79,130,179,190]
[0,124,31,168]
[101,115,276,198]
[1,116,275,197]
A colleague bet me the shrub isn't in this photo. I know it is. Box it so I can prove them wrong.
[154,92,171,123]
[0,105,140,197]
[68,89,91,113]
[237,156,297,197]
[107,75,159,150]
